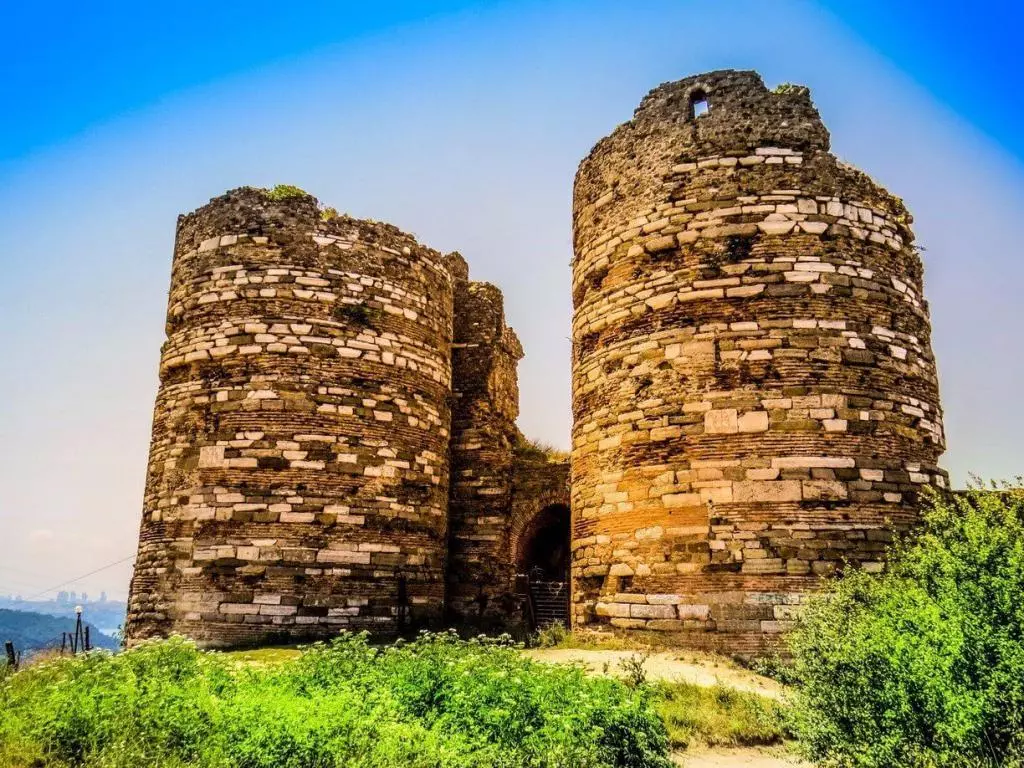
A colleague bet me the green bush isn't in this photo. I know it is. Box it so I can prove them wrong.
[790,484,1024,767]
[0,631,671,768]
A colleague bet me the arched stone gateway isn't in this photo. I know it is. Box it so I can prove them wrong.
[514,502,571,630]
[507,458,572,629]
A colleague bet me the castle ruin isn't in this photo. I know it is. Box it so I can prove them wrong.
[126,189,569,646]
[127,70,945,654]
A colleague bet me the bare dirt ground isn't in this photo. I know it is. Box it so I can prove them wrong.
[523,647,787,701]
[673,746,808,767]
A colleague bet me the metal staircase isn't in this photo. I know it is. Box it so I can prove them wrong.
[528,579,569,629]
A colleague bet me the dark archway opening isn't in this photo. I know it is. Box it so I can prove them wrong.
[516,503,571,630]
[518,503,570,582]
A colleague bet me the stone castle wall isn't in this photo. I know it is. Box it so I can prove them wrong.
[128,69,949,655]
[571,71,946,654]
[127,188,454,646]
[445,254,525,625]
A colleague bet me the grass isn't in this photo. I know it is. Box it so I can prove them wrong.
[262,183,308,200]
[536,625,703,652]
[531,626,793,753]
[513,435,570,463]
[652,680,791,751]
[533,624,666,651]
[534,626,753,670]
[225,646,302,665]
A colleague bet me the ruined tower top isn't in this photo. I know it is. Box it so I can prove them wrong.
[575,69,913,261]
[588,70,830,163]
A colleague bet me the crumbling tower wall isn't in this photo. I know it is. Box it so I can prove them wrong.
[571,70,946,654]
[126,188,454,647]
[445,254,525,625]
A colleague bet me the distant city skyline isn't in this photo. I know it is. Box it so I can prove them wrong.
[0,1,1021,601]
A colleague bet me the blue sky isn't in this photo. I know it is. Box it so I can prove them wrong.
[2,1,1021,167]
[0,0,1021,600]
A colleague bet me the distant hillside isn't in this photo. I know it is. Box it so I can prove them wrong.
[0,608,119,655]
[0,597,126,634]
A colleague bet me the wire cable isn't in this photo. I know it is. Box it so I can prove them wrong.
[23,554,136,601]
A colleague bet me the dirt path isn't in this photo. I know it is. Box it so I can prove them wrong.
[672,746,808,767]
[523,648,786,701]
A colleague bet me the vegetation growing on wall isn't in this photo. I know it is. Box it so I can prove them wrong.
[263,184,309,200]
[514,434,570,464]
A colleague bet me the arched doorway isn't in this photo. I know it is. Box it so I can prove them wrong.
[516,503,570,628]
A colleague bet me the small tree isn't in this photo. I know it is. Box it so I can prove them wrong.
[790,482,1024,767]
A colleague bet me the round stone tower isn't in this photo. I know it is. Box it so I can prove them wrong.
[126,187,454,647]
[571,70,946,654]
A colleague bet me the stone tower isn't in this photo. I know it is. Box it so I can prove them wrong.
[571,71,946,654]
[126,188,455,646]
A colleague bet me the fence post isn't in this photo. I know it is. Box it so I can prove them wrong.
[73,607,83,655]
[4,641,16,670]
[84,626,90,652]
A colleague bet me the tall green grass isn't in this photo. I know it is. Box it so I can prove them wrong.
[651,681,790,750]
[0,631,670,768]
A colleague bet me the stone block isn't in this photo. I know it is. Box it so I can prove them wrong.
[705,409,739,434]
[595,602,632,618]
[737,411,769,433]
[646,594,683,605]
[733,480,802,503]
[677,604,711,620]
[630,603,677,619]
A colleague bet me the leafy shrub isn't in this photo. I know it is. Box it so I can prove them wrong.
[0,631,671,768]
[790,484,1024,767]
[773,82,808,96]
[741,653,799,686]
[513,435,569,463]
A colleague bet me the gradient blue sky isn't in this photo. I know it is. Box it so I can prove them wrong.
[1,0,1021,601]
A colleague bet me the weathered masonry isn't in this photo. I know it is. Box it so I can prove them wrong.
[129,69,948,655]
[126,188,568,646]
[570,70,946,654]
